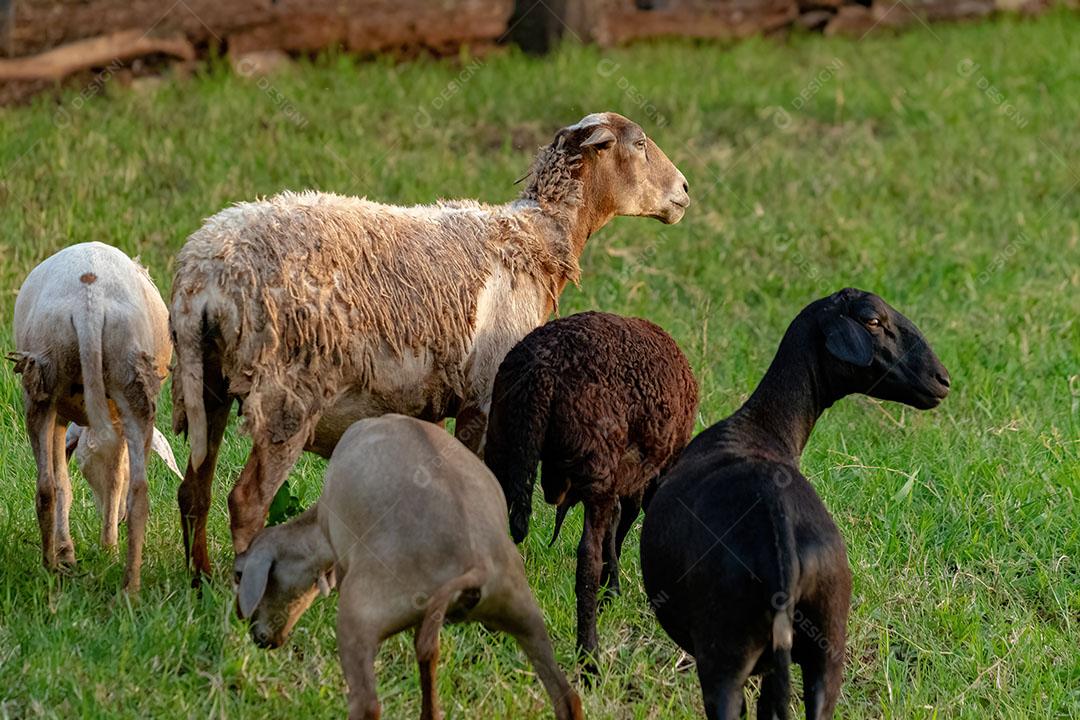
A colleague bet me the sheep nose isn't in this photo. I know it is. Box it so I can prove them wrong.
[672,174,690,209]
[928,365,951,401]
[252,627,273,648]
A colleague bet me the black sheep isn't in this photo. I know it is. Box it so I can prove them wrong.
[640,289,950,720]
[485,311,699,669]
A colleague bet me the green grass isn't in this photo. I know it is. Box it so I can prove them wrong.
[1,10,1078,719]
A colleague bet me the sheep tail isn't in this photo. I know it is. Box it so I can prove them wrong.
[172,298,208,470]
[548,501,571,547]
[415,567,485,662]
[73,298,116,447]
[767,625,793,716]
[767,491,797,703]
[484,345,556,544]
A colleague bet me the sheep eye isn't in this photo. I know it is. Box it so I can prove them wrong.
[865,318,881,328]
[234,570,242,585]
[635,139,647,150]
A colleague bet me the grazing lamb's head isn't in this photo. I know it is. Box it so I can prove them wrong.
[65,424,182,546]
[525,112,690,226]
[234,511,335,649]
[814,288,951,409]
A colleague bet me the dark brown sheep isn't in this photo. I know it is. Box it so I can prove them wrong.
[484,310,699,671]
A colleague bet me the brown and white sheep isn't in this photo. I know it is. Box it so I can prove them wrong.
[170,111,691,577]
[9,242,175,592]
[483,311,699,670]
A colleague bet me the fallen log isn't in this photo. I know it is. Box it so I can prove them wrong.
[6,1,514,59]
[0,29,194,82]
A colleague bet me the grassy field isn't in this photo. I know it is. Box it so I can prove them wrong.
[1,9,1078,719]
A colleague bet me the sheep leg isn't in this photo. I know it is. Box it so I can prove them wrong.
[599,494,641,607]
[597,503,620,608]
[758,661,791,720]
[228,434,308,554]
[27,399,59,570]
[700,678,747,720]
[337,582,382,720]
[483,585,582,720]
[453,405,487,455]
[575,499,615,675]
[600,498,639,613]
[178,362,230,582]
[50,419,76,566]
[114,393,152,593]
[414,627,441,720]
[96,432,125,550]
[798,598,848,720]
[613,494,642,559]
[696,653,755,720]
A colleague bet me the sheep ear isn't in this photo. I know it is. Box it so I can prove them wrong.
[317,566,336,597]
[237,553,272,619]
[824,314,874,367]
[65,424,83,460]
[580,126,616,150]
[151,428,183,479]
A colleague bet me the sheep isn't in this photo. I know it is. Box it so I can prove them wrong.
[169,111,691,577]
[9,242,177,591]
[639,288,951,720]
[234,414,583,720]
[483,311,699,670]
[66,422,182,491]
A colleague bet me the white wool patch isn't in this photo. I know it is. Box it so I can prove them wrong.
[470,263,548,405]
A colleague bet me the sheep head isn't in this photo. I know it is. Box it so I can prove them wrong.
[234,509,335,649]
[814,288,951,410]
[525,112,690,228]
[66,423,183,547]
[67,424,128,548]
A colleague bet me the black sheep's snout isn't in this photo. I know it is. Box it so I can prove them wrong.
[934,362,951,389]
[920,351,952,401]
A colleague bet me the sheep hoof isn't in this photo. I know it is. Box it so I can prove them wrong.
[122,575,142,595]
[597,584,620,611]
[579,660,600,687]
[100,530,120,552]
[56,544,77,568]
[673,650,695,673]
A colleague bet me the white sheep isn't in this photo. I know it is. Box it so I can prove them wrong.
[9,241,177,591]
[169,111,691,576]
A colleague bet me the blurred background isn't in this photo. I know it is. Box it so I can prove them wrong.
[0,0,1062,104]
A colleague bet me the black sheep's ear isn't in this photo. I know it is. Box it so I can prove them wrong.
[824,314,874,367]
